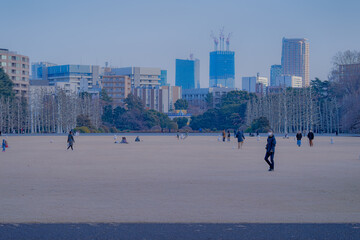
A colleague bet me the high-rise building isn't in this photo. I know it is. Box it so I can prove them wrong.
[175,57,200,89]
[108,67,161,88]
[270,65,282,86]
[209,31,235,88]
[275,75,302,88]
[0,48,30,97]
[281,38,309,87]
[101,69,132,106]
[160,70,168,86]
[133,86,181,113]
[209,51,235,88]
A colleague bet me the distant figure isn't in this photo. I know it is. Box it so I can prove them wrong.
[0,130,2,136]
[67,131,75,150]
[227,131,231,142]
[284,133,289,139]
[296,131,302,147]
[330,137,334,144]
[236,130,245,149]
[335,130,338,136]
[2,139,6,152]
[307,130,314,147]
[135,136,140,142]
[257,135,260,141]
[264,131,276,171]
[176,130,180,140]
[184,131,189,139]
[256,130,259,136]
[222,130,226,142]
[114,135,117,142]
[121,137,129,144]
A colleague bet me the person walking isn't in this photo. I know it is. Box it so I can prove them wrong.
[2,139,6,152]
[296,131,302,147]
[236,130,245,149]
[222,130,226,142]
[227,130,231,142]
[176,130,180,140]
[264,131,276,171]
[67,131,75,150]
[307,130,314,147]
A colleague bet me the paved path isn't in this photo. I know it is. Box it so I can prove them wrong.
[1,223,360,240]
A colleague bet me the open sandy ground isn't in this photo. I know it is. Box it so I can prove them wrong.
[0,134,359,223]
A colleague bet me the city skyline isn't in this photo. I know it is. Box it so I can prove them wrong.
[2,0,360,88]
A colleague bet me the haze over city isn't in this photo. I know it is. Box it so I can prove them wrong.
[2,0,360,87]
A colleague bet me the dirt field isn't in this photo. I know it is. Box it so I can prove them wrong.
[0,134,359,223]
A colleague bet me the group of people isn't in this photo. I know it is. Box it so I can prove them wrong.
[295,130,315,147]
[176,130,189,140]
[220,129,317,172]
[63,128,320,173]
[66,131,142,150]
[221,129,246,149]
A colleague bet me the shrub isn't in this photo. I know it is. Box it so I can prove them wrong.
[74,126,91,133]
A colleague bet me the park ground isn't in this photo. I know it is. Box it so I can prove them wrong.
[0,134,360,223]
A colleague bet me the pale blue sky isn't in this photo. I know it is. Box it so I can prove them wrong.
[2,0,360,87]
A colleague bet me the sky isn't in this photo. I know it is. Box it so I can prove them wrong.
[2,0,360,88]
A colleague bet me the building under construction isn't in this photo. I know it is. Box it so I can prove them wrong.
[209,29,235,88]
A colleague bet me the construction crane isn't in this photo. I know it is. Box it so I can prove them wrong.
[210,31,219,51]
[226,32,232,51]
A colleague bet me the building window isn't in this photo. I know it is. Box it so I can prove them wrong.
[1,62,6,66]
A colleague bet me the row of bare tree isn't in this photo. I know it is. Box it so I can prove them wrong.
[0,88,102,134]
[246,87,340,133]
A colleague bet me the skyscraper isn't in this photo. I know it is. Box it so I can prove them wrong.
[270,65,282,86]
[281,38,309,87]
[209,30,235,88]
[175,58,200,89]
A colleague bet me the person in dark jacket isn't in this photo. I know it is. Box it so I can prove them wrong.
[227,130,231,142]
[296,131,302,147]
[264,131,276,171]
[307,130,314,147]
[236,130,245,149]
[67,131,75,150]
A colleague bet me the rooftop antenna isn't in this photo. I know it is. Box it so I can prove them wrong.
[226,32,232,51]
[210,31,219,51]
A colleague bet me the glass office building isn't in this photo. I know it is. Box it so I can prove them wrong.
[160,70,168,86]
[270,65,282,86]
[209,51,235,88]
[175,59,200,89]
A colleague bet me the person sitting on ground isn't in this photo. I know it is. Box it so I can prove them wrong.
[135,136,140,142]
[121,137,129,144]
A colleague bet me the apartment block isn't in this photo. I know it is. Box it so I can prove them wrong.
[0,48,30,97]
